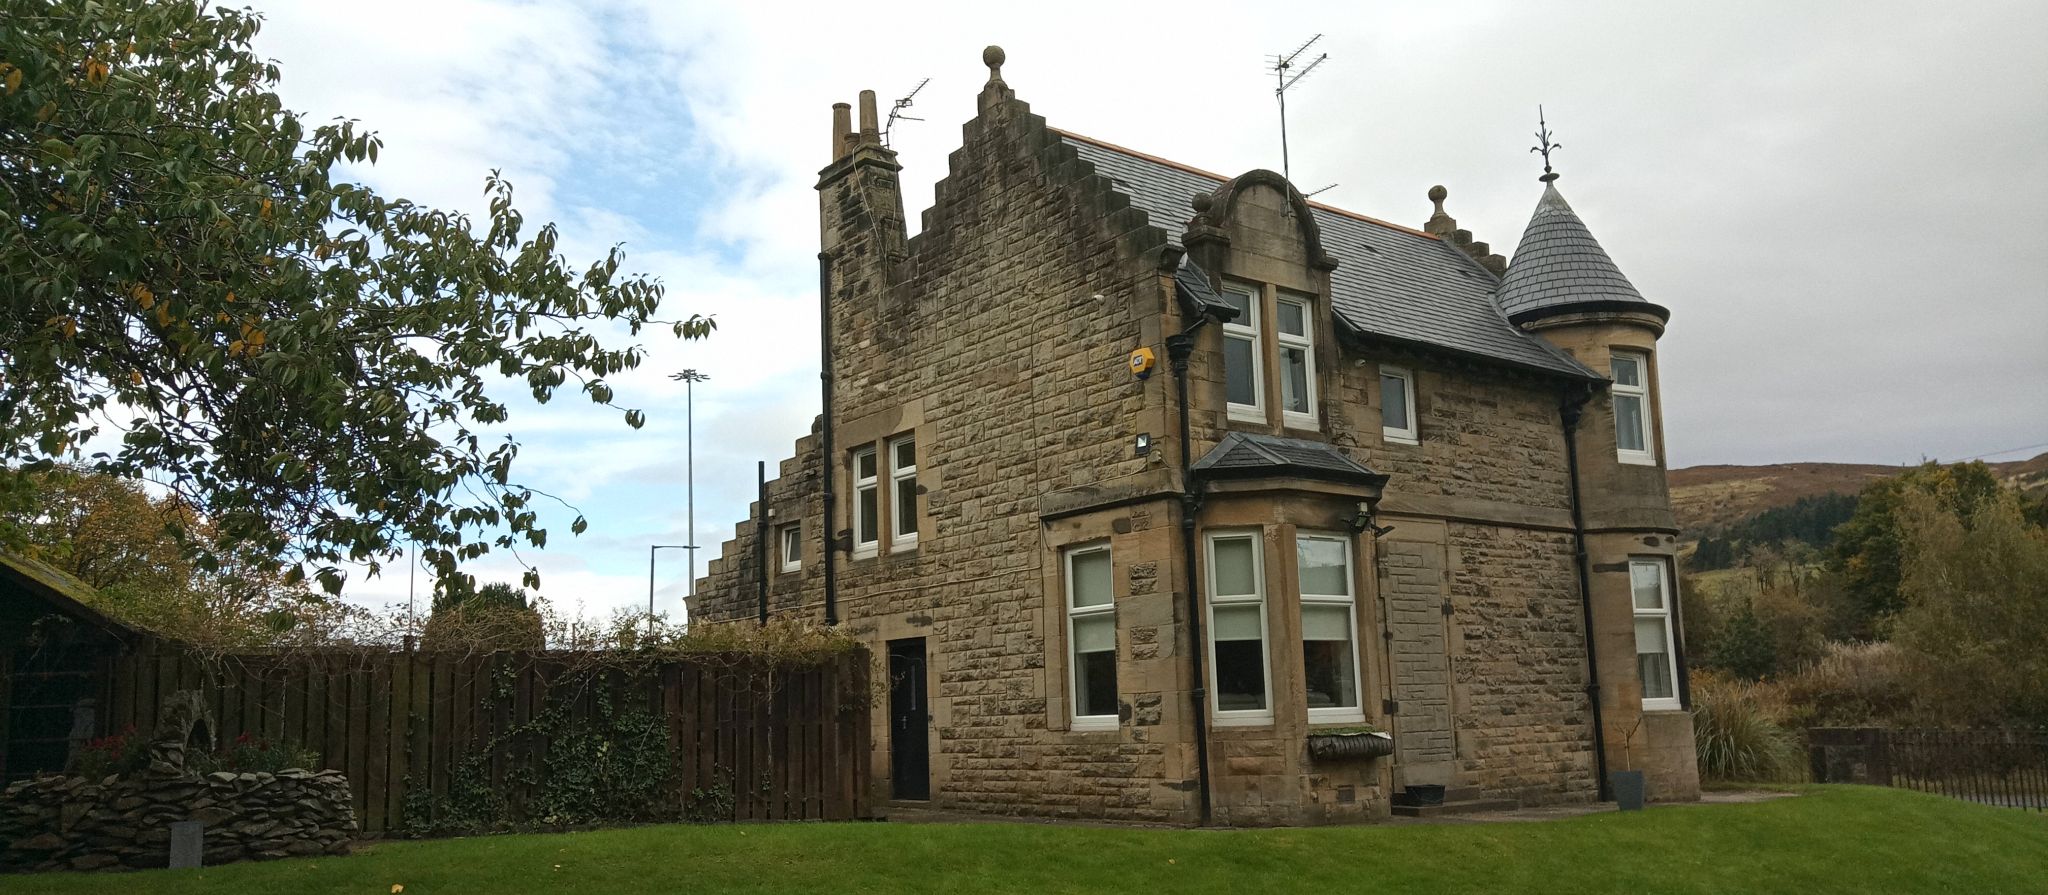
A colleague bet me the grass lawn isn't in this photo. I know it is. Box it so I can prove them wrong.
[3,786,2042,894]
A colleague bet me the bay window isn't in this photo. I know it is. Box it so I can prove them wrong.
[1297,533,1362,722]
[1206,532,1270,723]
[1612,352,1655,465]
[1631,558,1681,711]
[1065,544,1118,730]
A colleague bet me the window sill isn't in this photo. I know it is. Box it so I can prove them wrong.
[1212,713,1274,728]
[851,546,879,561]
[1282,413,1319,432]
[1227,405,1265,424]
[1617,452,1658,467]
[1070,717,1119,733]
[1642,697,1683,712]
[1307,709,1367,725]
[890,538,919,554]
[1382,430,1418,446]
[779,565,801,575]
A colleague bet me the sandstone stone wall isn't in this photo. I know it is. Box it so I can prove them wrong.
[1444,522,1599,804]
[0,767,354,872]
[696,82,1192,823]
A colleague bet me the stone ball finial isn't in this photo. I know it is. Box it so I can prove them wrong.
[1191,193,1213,214]
[983,45,1006,80]
[1428,184,1447,203]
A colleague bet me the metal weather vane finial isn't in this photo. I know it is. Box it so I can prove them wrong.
[1531,104,1562,183]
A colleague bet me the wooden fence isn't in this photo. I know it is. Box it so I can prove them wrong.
[95,648,871,833]
[1809,727,2048,811]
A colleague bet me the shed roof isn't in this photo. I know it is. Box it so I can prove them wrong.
[0,550,147,642]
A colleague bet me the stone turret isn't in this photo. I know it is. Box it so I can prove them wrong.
[1499,166,1695,804]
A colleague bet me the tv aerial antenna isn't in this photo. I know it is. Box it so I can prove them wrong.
[1270,34,1329,182]
[884,77,931,147]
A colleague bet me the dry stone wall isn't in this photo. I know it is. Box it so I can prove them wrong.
[0,767,354,872]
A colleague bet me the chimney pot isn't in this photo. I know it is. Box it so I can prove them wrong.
[831,102,853,159]
[858,90,880,142]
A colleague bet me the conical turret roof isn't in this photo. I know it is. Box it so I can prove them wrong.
[1496,183,1667,325]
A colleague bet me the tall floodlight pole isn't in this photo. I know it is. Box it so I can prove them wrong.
[649,544,688,632]
[670,369,710,613]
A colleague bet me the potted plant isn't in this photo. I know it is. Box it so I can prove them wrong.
[1609,717,1647,811]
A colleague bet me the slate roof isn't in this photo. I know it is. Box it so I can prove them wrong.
[1496,183,1668,325]
[1056,131,1598,380]
[1190,432,1388,487]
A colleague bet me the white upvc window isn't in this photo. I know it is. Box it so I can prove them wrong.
[888,435,918,552]
[1611,352,1655,465]
[1221,284,1264,422]
[852,446,878,558]
[1064,543,1119,731]
[1206,531,1271,725]
[1631,558,1682,711]
[1276,292,1317,429]
[778,523,802,574]
[1297,532,1363,723]
[1379,365,1417,445]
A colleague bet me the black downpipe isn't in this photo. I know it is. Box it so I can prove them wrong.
[1165,329,1214,826]
[818,252,839,626]
[1560,385,1611,801]
[756,459,769,625]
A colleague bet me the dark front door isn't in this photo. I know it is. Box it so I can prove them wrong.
[887,637,930,801]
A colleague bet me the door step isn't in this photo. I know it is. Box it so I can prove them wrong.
[1391,797,1520,818]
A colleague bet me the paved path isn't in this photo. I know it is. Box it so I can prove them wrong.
[1386,790,1799,826]
[878,790,1801,828]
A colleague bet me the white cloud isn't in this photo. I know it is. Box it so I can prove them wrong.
[251,0,2047,616]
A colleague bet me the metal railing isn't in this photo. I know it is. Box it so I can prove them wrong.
[1809,727,2048,811]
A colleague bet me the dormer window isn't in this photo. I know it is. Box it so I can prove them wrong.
[1221,285,1263,422]
[1219,282,1324,430]
[1611,352,1655,465]
[1276,292,1317,428]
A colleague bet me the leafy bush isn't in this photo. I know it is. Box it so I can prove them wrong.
[68,725,148,779]
[1774,641,1916,728]
[1691,672,1806,784]
[191,732,322,775]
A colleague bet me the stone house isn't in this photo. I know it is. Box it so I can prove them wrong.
[691,47,1699,825]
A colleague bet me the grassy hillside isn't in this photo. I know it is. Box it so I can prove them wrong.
[1671,452,2048,537]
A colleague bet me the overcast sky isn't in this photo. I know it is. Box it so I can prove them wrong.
[244,0,2048,617]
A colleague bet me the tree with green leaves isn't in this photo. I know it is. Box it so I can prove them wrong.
[2,466,331,648]
[1,1,709,596]
[422,580,544,652]
[1891,489,2048,726]
[1828,461,2005,638]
